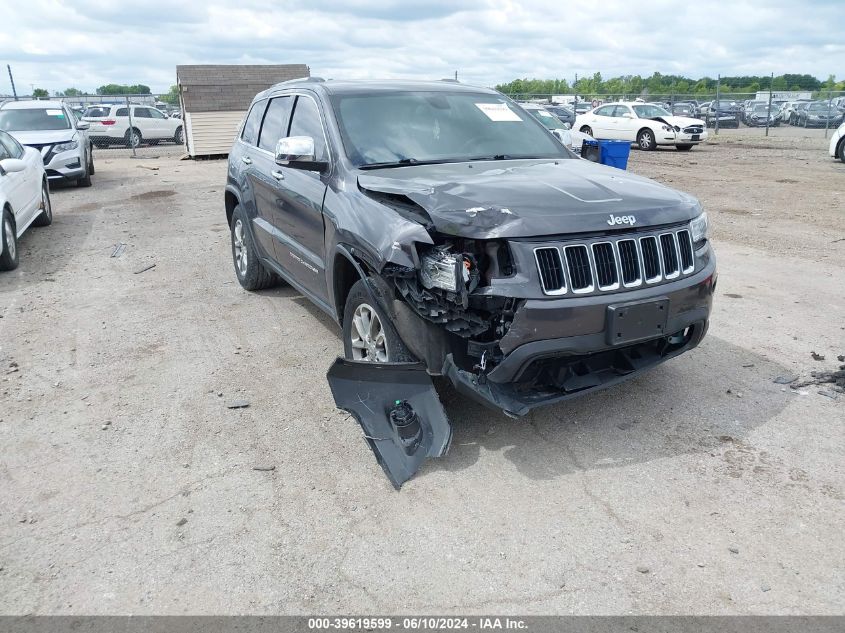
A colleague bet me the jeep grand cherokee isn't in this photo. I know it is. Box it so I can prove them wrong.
[225,78,717,487]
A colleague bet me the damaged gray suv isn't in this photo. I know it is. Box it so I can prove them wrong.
[225,79,717,488]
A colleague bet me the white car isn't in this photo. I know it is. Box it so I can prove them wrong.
[829,121,845,163]
[82,103,183,148]
[0,130,52,271]
[576,102,708,151]
[0,100,94,187]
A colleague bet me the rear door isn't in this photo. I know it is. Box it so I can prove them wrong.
[264,93,330,302]
[236,99,276,259]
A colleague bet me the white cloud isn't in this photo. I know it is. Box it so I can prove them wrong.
[0,0,841,94]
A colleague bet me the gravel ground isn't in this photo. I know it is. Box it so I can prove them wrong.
[0,133,842,615]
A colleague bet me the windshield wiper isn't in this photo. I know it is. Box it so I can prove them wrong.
[359,158,454,170]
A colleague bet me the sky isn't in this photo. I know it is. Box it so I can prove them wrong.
[1,0,842,95]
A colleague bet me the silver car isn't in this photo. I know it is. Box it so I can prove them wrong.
[0,100,94,187]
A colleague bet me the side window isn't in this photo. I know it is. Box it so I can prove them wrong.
[241,100,267,146]
[594,105,615,117]
[0,132,24,159]
[258,96,293,153]
[0,133,13,160]
[150,109,166,119]
[115,107,128,117]
[133,108,152,119]
[288,96,328,161]
[612,106,630,118]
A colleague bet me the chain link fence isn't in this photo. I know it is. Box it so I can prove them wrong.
[0,93,185,159]
[499,89,845,139]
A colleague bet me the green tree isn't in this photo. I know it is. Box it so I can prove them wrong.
[161,85,180,105]
[96,83,151,95]
[55,87,83,97]
[31,88,49,98]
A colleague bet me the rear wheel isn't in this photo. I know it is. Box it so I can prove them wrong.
[230,205,278,290]
[637,128,657,151]
[33,182,53,227]
[676,144,693,151]
[580,126,593,136]
[88,145,95,174]
[342,278,413,363]
[0,208,18,271]
[125,128,142,148]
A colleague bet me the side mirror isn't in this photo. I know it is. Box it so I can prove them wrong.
[275,136,327,172]
[0,158,26,175]
[76,121,90,131]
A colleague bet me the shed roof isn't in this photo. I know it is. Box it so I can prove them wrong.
[176,64,310,113]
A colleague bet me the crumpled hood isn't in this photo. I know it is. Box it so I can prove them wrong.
[650,115,704,128]
[10,130,77,146]
[358,159,701,239]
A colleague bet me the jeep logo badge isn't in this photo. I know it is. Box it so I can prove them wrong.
[607,214,636,226]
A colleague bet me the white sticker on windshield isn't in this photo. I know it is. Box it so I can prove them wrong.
[476,103,522,122]
[46,109,64,116]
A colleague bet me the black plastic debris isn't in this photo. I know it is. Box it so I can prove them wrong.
[326,358,452,489]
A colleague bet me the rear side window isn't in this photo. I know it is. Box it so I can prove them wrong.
[241,100,268,146]
[258,96,293,152]
[288,96,328,161]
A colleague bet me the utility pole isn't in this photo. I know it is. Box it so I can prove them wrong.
[765,72,773,137]
[454,70,458,81]
[6,65,18,100]
[715,74,721,135]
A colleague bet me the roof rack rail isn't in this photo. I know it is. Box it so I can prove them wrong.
[439,78,460,83]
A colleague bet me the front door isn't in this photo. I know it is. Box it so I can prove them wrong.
[265,94,330,303]
[614,105,638,141]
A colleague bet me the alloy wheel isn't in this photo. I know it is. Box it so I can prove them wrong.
[350,303,388,363]
[4,218,15,261]
[233,218,248,277]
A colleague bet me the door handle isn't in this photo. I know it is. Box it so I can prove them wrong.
[241,156,252,165]
[271,170,285,181]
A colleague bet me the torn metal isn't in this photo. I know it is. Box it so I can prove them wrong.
[326,358,452,489]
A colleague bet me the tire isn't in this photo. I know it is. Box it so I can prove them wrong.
[0,208,19,271]
[580,126,593,136]
[125,128,142,149]
[174,127,183,144]
[838,139,845,164]
[88,145,95,175]
[342,278,414,363]
[637,128,657,151]
[33,181,53,227]
[676,144,693,151]
[76,152,92,187]
[230,205,278,291]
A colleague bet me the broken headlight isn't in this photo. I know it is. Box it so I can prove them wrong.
[420,246,469,292]
[690,211,709,244]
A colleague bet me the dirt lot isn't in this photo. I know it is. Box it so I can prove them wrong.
[0,131,843,615]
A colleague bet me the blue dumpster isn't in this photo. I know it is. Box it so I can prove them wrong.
[598,140,631,170]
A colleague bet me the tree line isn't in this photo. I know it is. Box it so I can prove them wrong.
[495,72,844,96]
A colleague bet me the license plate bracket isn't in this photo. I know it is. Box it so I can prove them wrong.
[691,134,700,141]
[607,299,669,345]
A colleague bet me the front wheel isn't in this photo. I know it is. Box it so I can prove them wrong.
[676,144,693,151]
[230,205,278,291]
[342,278,413,363]
[33,182,53,227]
[580,126,593,136]
[174,127,183,144]
[0,208,19,271]
[637,128,657,151]
[838,139,845,164]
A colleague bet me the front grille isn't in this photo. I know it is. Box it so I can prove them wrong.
[660,233,680,279]
[534,247,566,294]
[564,245,593,292]
[683,125,704,134]
[533,226,699,296]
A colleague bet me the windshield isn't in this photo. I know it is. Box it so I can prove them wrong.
[753,105,772,113]
[632,104,670,118]
[0,108,72,131]
[808,103,829,112]
[330,91,569,168]
[528,108,563,130]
